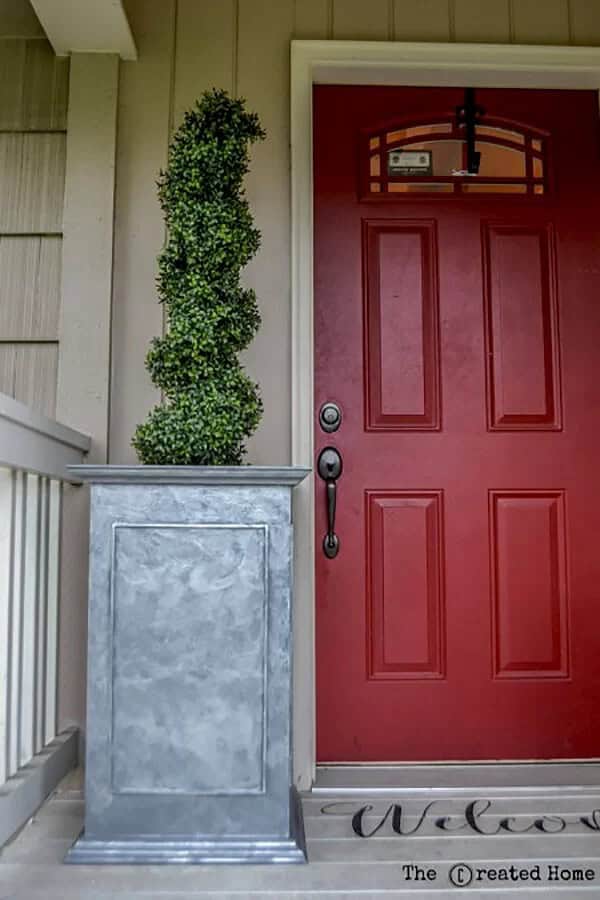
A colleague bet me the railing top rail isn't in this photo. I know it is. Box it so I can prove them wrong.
[0,392,91,481]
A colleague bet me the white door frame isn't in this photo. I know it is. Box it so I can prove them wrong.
[290,40,600,791]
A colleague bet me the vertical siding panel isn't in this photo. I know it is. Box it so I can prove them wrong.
[36,237,62,336]
[294,0,331,38]
[570,0,600,45]
[0,42,26,130]
[453,0,511,42]
[21,40,59,129]
[0,0,45,38]
[237,0,294,465]
[174,0,235,120]
[0,237,61,339]
[332,0,391,39]
[0,39,69,130]
[22,40,69,130]
[0,344,58,416]
[0,36,66,419]
[0,133,66,234]
[394,0,452,41]
[110,0,176,462]
[0,238,40,338]
[49,56,70,130]
[0,347,16,399]
[512,0,570,44]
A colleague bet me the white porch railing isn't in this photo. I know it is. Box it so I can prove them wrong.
[0,392,90,800]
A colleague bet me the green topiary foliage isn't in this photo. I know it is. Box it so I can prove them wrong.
[132,89,266,465]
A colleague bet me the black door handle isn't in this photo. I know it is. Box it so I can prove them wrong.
[317,447,343,558]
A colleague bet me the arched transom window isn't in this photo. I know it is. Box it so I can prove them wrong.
[365,118,548,196]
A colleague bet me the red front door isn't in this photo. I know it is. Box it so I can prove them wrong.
[314,85,600,762]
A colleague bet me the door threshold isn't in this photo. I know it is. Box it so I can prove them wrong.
[313,763,600,795]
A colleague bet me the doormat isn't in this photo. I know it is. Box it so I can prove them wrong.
[320,798,600,838]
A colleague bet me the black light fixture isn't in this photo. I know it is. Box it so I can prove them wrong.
[455,88,486,175]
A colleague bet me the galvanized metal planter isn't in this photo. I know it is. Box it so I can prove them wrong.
[65,465,310,864]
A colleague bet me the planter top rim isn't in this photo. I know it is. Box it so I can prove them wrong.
[67,465,311,486]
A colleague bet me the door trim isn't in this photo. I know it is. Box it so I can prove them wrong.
[290,40,600,790]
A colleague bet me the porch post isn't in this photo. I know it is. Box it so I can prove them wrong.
[55,53,118,734]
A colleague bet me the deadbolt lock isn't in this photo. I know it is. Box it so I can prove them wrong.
[319,402,342,433]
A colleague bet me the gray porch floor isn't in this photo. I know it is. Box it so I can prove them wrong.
[2,769,600,897]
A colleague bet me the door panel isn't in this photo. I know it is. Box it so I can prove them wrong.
[490,490,568,679]
[482,222,561,429]
[366,490,445,680]
[314,85,600,762]
[364,220,441,430]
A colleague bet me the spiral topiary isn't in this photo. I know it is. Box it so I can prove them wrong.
[132,89,266,465]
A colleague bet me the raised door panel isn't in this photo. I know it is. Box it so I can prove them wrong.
[367,491,445,680]
[483,223,561,430]
[490,491,569,679]
[363,220,440,430]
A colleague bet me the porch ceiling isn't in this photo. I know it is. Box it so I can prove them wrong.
[29,0,137,60]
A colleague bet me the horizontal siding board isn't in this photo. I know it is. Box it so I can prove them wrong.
[0,133,65,233]
[394,0,451,41]
[453,0,511,42]
[0,344,58,417]
[0,236,61,339]
[512,0,570,44]
[332,0,391,39]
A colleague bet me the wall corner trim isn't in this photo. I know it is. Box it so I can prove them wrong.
[56,52,119,465]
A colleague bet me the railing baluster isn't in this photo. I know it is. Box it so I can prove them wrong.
[0,469,14,783]
[45,479,61,745]
[20,474,39,768]
[11,472,26,778]
[0,392,89,797]
[36,478,50,754]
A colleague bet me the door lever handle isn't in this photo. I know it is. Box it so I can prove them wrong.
[317,447,343,558]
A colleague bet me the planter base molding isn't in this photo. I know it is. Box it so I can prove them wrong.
[66,788,306,864]
[65,466,310,866]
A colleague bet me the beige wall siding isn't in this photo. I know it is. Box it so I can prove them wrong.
[109,0,176,462]
[110,0,600,466]
[571,0,600,44]
[0,20,68,418]
[332,0,392,40]
[0,133,66,233]
[0,0,44,37]
[394,0,452,41]
[0,236,61,338]
[0,344,57,413]
[0,38,69,128]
